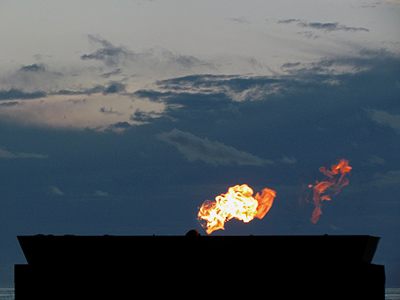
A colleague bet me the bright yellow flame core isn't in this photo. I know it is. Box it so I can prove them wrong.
[198,184,276,234]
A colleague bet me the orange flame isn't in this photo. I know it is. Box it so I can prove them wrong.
[309,159,352,224]
[198,184,276,234]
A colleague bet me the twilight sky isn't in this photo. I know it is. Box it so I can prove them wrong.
[1,0,400,287]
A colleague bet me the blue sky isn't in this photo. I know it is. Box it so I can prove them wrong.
[0,0,400,287]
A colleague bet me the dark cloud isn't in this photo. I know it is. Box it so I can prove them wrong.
[277,19,301,24]
[360,3,381,8]
[156,74,236,91]
[301,22,369,32]
[81,34,135,66]
[156,74,281,98]
[0,88,46,100]
[55,85,106,96]
[281,62,301,69]
[105,121,133,131]
[281,49,399,77]
[66,98,87,104]
[278,19,369,32]
[80,35,213,73]
[124,51,400,159]
[297,31,321,40]
[130,109,163,123]
[132,89,171,102]
[130,110,149,122]
[0,101,20,107]
[228,17,251,24]
[103,82,126,94]
[135,49,400,169]
[101,68,122,78]
[19,63,46,72]
[54,81,126,96]
[99,107,123,116]
[172,54,209,69]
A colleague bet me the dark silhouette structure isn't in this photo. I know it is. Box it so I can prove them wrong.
[15,233,385,299]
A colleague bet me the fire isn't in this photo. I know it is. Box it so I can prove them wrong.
[198,184,276,234]
[308,159,352,224]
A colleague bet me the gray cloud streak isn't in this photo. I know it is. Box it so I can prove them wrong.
[158,128,274,166]
[0,147,48,159]
[48,186,65,196]
[19,64,46,72]
[81,34,135,66]
[0,88,46,100]
[368,109,400,134]
[81,35,213,72]
[278,19,369,32]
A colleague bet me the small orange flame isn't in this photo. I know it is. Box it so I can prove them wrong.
[309,159,352,224]
[198,184,276,234]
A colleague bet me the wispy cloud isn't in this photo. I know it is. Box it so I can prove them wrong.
[278,19,369,32]
[48,186,65,196]
[81,34,135,66]
[368,109,400,134]
[371,170,400,187]
[0,62,64,93]
[0,147,48,159]
[158,128,273,166]
[280,156,297,164]
[301,22,369,32]
[54,81,125,97]
[101,68,122,78]
[277,19,302,24]
[81,34,213,71]
[99,107,123,116]
[94,190,108,197]
[228,17,251,24]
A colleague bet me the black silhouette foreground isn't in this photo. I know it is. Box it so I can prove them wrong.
[15,232,385,300]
